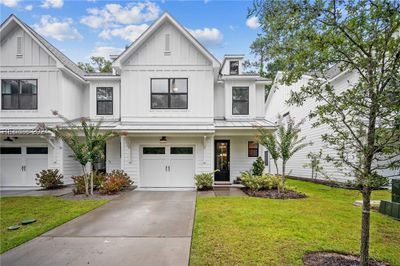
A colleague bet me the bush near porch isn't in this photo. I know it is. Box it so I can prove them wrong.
[0,196,108,254]
[190,179,400,265]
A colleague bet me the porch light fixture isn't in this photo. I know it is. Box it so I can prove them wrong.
[3,137,13,142]
[160,136,167,143]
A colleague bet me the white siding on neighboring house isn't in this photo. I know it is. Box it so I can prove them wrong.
[265,71,399,182]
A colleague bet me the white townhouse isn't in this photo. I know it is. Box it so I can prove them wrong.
[265,68,400,182]
[0,13,274,189]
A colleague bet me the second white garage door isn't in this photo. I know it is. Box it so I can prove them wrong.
[141,146,195,188]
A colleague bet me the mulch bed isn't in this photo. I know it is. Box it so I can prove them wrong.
[60,187,135,201]
[303,252,390,266]
[242,188,307,199]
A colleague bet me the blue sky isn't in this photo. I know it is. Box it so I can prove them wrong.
[0,0,262,64]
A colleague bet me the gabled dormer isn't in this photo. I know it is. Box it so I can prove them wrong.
[220,54,245,76]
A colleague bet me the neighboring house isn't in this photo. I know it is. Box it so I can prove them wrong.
[265,69,399,182]
[0,13,273,189]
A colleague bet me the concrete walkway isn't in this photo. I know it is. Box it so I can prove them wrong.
[1,190,196,266]
[0,186,73,197]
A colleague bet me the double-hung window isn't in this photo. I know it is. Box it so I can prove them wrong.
[151,78,188,109]
[96,87,113,115]
[248,141,259,157]
[1,79,37,110]
[232,87,249,115]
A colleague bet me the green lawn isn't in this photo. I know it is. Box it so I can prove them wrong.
[0,196,108,253]
[190,180,400,266]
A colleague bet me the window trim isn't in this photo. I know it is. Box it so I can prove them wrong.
[248,141,259,157]
[1,79,38,110]
[150,78,188,109]
[232,87,249,115]
[96,87,113,115]
[230,60,239,75]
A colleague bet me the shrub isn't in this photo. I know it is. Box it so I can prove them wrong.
[99,170,132,195]
[35,169,64,189]
[241,171,282,192]
[252,157,265,176]
[93,171,106,189]
[71,175,86,194]
[194,171,215,191]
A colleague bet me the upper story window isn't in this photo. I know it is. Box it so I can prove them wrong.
[96,87,113,115]
[248,141,259,157]
[230,61,239,75]
[151,78,188,109]
[232,87,249,115]
[1,79,37,110]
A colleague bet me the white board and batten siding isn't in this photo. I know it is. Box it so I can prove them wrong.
[0,23,86,122]
[120,21,214,125]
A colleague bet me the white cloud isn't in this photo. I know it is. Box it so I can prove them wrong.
[99,24,149,42]
[33,15,82,41]
[41,0,63,8]
[188,27,223,46]
[90,46,124,60]
[246,16,260,29]
[0,0,19,7]
[24,4,33,11]
[80,2,161,29]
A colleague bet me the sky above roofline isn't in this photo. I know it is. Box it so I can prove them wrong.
[0,0,262,65]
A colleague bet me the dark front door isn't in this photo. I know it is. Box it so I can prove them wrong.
[214,140,230,181]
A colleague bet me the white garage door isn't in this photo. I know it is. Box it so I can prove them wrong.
[0,146,48,187]
[141,146,195,188]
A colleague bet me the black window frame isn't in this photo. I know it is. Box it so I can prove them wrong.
[232,87,249,115]
[150,78,188,109]
[248,141,259,157]
[96,87,113,115]
[1,79,38,110]
[264,150,269,166]
[230,61,239,75]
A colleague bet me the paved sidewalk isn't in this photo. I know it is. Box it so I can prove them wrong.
[0,186,73,197]
[0,190,196,266]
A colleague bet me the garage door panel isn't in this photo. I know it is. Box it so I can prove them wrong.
[141,159,167,187]
[25,156,48,186]
[0,156,23,186]
[169,158,195,187]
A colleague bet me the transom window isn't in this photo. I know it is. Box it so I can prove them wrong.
[232,87,249,115]
[230,61,239,75]
[151,78,188,109]
[97,87,113,115]
[1,79,37,110]
[248,141,259,157]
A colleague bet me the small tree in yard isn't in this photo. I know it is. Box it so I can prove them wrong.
[249,0,400,264]
[257,128,280,176]
[39,111,116,196]
[258,116,310,192]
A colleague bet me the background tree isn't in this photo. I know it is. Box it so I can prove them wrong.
[77,56,112,73]
[249,0,399,264]
[40,111,116,195]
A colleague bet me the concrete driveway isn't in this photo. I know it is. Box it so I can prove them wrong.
[1,190,196,266]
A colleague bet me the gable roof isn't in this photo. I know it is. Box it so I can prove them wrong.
[112,12,220,68]
[1,14,86,81]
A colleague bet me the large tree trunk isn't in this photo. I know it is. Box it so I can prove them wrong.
[360,188,371,266]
